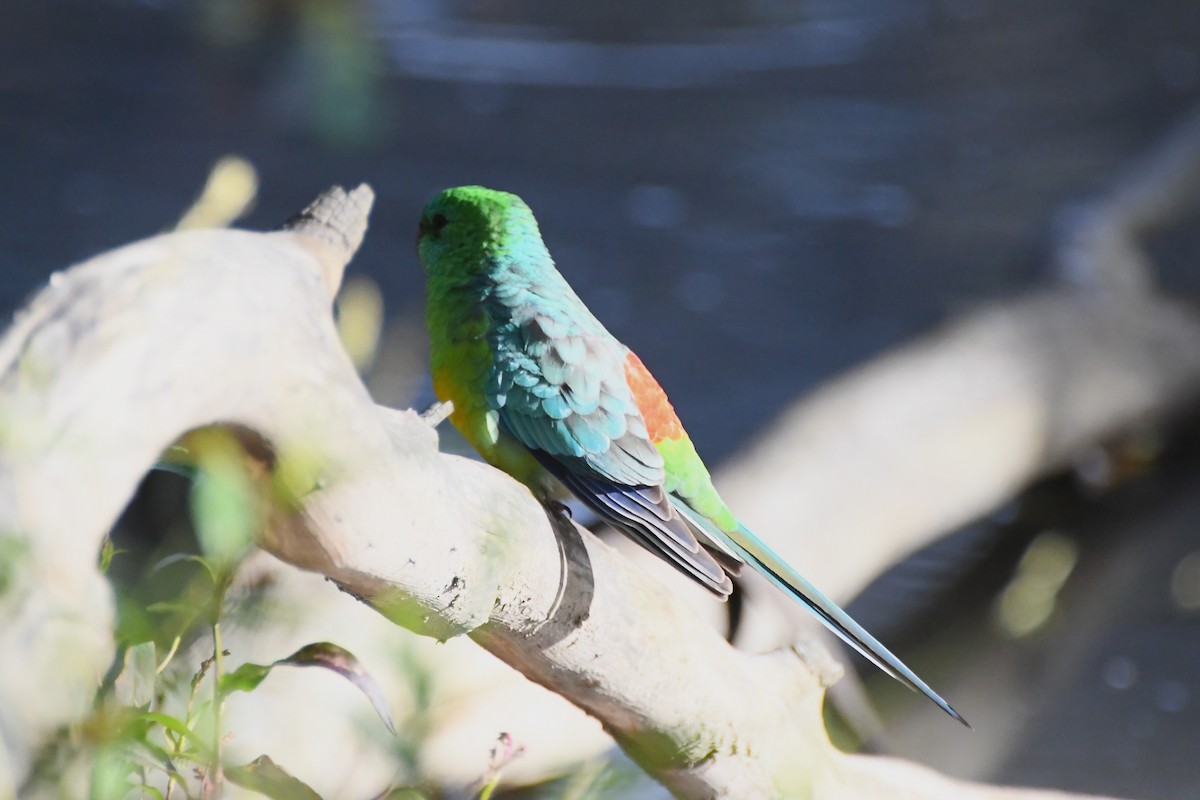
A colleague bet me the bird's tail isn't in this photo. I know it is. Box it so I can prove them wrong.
[675,504,969,726]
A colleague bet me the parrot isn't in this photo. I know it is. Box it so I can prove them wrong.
[417,185,967,725]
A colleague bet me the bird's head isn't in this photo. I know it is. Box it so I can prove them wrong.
[416,186,545,281]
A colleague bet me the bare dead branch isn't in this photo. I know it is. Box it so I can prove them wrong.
[1055,106,1200,293]
[718,288,1200,605]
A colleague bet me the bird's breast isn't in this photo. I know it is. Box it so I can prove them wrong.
[431,341,556,495]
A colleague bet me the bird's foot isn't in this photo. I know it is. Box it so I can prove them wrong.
[546,499,573,520]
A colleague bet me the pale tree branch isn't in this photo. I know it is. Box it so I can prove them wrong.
[718,287,1200,607]
[1054,105,1200,294]
[0,185,1126,798]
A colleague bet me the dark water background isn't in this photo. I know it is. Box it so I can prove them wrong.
[4,1,1200,797]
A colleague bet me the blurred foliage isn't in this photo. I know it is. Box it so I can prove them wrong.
[993,531,1080,639]
[176,156,259,231]
[295,0,383,147]
[225,755,323,799]
[0,533,30,598]
[21,430,404,800]
[195,0,385,148]
[336,276,385,373]
[535,757,642,800]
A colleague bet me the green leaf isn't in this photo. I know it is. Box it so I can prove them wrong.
[0,534,29,598]
[149,552,217,583]
[216,644,396,734]
[114,642,157,708]
[218,662,273,696]
[137,712,212,759]
[156,636,182,675]
[90,744,135,800]
[98,536,126,574]
[225,755,323,800]
[131,739,182,778]
[145,601,200,616]
[276,643,397,735]
[115,740,187,787]
[113,589,158,645]
[189,430,257,574]
[476,774,501,800]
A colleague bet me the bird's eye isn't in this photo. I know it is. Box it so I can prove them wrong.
[419,212,450,241]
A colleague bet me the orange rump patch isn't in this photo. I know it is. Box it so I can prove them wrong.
[623,351,684,442]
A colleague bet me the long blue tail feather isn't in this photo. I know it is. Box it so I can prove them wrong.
[674,501,969,727]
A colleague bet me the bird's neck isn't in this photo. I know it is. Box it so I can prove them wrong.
[425,269,487,359]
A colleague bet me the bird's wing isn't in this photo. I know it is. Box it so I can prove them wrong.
[488,308,732,595]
